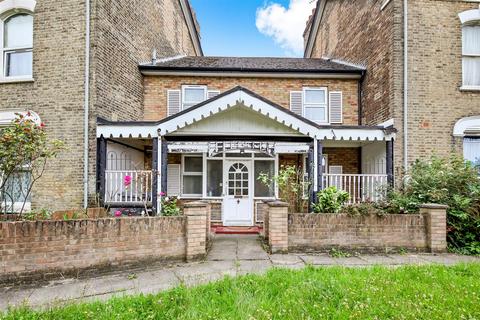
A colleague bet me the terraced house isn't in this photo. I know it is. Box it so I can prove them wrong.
[0,0,202,212]
[97,56,395,226]
[1,0,398,224]
[304,0,480,176]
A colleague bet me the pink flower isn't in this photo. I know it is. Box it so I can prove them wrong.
[124,175,132,186]
[114,210,122,217]
[159,191,166,196]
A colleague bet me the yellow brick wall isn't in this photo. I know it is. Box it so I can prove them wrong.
[143,75,360,125]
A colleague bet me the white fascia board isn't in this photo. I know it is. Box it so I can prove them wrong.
[96,125,157,139]
[140,70,362,80]
[318,128,395,141]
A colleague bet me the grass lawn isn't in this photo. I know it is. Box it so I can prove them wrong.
[3,264,480,319]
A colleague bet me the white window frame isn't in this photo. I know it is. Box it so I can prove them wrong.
[181,154,203,197]
[302,87,329,124]
[460,16,480,90]
[181,85,207,110]
[0,165,32,213]
[0,11,34,82]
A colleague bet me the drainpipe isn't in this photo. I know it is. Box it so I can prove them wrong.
[403,0,408,172]
[83,0,91,208]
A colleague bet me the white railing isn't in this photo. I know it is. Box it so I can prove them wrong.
[323,174,388,204]
[105,170,153,204]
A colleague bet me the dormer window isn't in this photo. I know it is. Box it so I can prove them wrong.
[1,13,33,79]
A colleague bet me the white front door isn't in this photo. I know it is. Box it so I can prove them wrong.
[223,160,253,226]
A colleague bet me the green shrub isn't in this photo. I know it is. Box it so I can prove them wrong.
[312,186,349,213]
[161,196,181,216]
[389,155,480,255]
[342,202,386,217]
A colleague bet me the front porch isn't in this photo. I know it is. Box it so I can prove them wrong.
[96,87,395,223]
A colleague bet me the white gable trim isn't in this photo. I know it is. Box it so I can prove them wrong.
[459,8,480,25]
[96,89,395,142]
[453,115,480,136]
[96,125,157,139]
[158,90,320,138]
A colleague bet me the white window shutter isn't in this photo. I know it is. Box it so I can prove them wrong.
[167,90,181,116]
[329,91,343,124]
[167,164,181,196]
[207,90,220,99]
[290,91,303,116]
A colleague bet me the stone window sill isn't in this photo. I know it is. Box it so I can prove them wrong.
[460,86,480,92]
[0,78,34,84]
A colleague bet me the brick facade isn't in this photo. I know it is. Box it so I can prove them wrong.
[0,0,200,211]
[0,0,87,210]
[306,0,480,173]
[143,75,360,124]
[406,0,480,161]
[0,201,209,283]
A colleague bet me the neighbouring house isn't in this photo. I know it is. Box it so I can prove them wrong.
[0,0,202,212]
[96,56,395,225]
[303,0,480,176]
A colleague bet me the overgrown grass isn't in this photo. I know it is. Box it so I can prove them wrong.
[3,264,480,319]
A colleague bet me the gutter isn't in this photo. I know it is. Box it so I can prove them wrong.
[139,69,363,80]
[83,0,90,209]
[403,0,408,171]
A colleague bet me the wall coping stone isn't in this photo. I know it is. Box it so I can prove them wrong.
[184,201,209,209]
[267,200,289,208]
[419,204,449,210]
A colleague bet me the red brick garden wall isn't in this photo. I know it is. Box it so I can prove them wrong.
[288,214,428,252]
[266,202,447,253]
[0,202,210,283]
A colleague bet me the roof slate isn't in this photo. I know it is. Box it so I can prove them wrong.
[140,56,364,73]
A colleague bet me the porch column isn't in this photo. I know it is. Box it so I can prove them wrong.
[386,139,394,187]
[152,137,159,214]
[161,138,168,196]
[316,139,323,202]
[307,143,314,212]
[96,136,107,207]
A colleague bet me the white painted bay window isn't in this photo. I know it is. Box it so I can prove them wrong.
[182,85,207,110]
[303,87,328,123]
[462,24,480,89]
[182,155,203,196]
[1,13,33,79]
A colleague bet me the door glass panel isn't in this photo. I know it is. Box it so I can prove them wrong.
[254,160,275,197]
[207,160,222,197]
[228,162,249,197]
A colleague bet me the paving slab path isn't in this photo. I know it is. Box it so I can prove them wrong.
[1,234,479,311]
